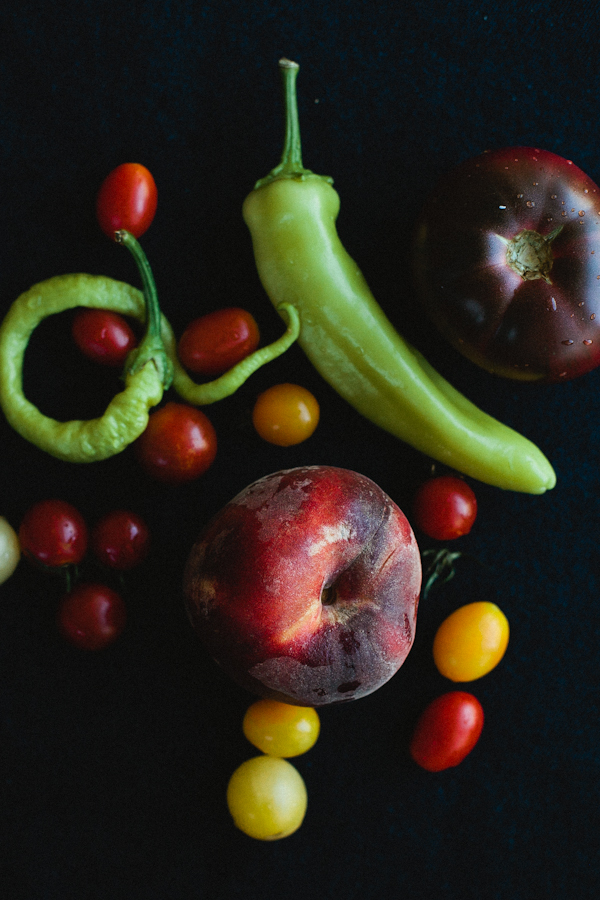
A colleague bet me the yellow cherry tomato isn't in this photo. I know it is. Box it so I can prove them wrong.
[243,700,320,757]
[0,516,20,584]
[226,755,308,840]
[433,601,509,682]
[252,383,319,446]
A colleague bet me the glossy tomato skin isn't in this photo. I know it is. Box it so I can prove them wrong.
[178,308,260,377]
[96,163,157,240]
[72,308,137,367]
[58,582,127,650]
[433,602,509,682]
[252,383,320,446]
[135,402,217,483]
[414,147,600,382]
[412,475,477,541]
[19,499,88,568]
[409,691,484,772]
[92,510,150,570]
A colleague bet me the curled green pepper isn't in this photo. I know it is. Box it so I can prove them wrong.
[0,231,299,463]
[242,59,556,494]
[0,270,167,463]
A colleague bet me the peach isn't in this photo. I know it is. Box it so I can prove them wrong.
[183,466,422,706]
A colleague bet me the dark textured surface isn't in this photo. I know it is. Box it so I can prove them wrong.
[1,2,599,898]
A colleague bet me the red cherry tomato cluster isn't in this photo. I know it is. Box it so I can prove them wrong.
[74,163,319,487]
[18,499,150,650]
[408,479,511,772]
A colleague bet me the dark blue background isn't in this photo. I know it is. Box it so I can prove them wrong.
[1,2,599,898]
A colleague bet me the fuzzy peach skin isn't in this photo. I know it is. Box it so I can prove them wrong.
[183,466,422,707]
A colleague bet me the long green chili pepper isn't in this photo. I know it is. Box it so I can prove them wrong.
[0,231,299,463]
[242,59,556,494]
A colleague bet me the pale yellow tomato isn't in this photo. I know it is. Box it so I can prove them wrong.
[226,755,307,840]
[0,517,20,585]
[243,700,320,757]
[433,601,509,681]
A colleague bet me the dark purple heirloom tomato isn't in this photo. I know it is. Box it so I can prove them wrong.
[413,147,600,382]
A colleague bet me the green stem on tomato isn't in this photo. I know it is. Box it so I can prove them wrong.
[116,229,173,389]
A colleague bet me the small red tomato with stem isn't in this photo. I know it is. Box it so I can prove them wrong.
[91,510,150,571]
[135,401,217,483]
[19,499,88,568]
[58,582,127,650]
[96,163,158,240]
[72,308,138,367]
[178,308,260,377]
[412,475,477,541]
[409,691,484,772]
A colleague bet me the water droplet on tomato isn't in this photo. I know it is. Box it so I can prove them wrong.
[583,339,593,345]
[550,297,557,310]
[526,200,535,208]
[562,339,574,345]
[579,210,585,216]
[592,314,597,320]
[551,194,557,199]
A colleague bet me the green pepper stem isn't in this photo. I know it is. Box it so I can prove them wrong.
[253,58,332,189]
[116,229,173,389]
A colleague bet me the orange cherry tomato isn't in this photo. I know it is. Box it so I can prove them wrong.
[433,601,509,682]
[178,308,260,377]
[252,383,319,446]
